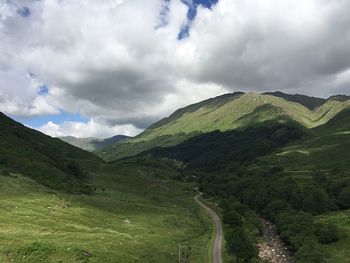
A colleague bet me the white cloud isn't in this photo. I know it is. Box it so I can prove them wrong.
[38,119,142,138]
[1,0,350,137]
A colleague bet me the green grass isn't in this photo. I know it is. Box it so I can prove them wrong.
[316,210,350,263]
[0,159,214,263]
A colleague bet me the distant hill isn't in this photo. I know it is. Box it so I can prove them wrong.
[96,92,350,161]
[0,112,101,192]
[59,135,130,151]
[263,91,326,110]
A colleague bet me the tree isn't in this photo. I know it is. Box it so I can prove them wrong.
[223,210,243,227]
[265,199,292,221]
[301,188,331,214]
[226,227,257,263]
[295,239,330,263]
[314,223,340,244]
[338,188,350,209]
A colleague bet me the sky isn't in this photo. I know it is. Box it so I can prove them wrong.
[1,0,350,138]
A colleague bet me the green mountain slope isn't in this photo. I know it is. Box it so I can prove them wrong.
[59,135,130,151]
[144,108,350,263]
[0,112,100,192]
[97,92,350,161]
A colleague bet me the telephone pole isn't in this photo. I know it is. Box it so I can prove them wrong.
[178,242,188,263]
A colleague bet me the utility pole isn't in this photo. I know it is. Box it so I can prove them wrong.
[178,242,188,263]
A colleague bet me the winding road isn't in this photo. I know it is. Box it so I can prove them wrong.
[194,192,222,263]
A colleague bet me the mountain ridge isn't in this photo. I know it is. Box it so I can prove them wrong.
[96,92,350,161]
[59,134,130,151]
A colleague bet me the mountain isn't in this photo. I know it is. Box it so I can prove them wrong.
[141,100,350,263]
[59,134,130,151]
[0,112,101,193]
[97,92,350,161]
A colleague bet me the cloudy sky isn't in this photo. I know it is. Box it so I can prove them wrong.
[1,0,350,138]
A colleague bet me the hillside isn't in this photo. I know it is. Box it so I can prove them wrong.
[0,112,100,192]
[97,92,350,161]
[144,108,350,263]
[0,113,216,262]
[59,135,130,151]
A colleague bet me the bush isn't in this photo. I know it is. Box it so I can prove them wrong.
[276,212,314,250]
[301,188,331,215]
[295,239,330,263]
[314,223,340,244]
[337,188,350,209]
[15,242,56,261]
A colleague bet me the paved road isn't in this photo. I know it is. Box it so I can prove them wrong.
[194,192,222,263]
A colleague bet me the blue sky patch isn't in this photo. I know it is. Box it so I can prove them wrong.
[178,0,218,39]
[38,85,49,95]
[14,110,88,128]
[17,6,31,17]
[156,0,171,28]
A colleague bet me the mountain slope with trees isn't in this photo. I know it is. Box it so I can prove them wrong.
[59,135,130,151]
[0,112,101,193]
[97,92,350,161]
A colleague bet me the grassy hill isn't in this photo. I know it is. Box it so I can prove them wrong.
[0,113,217,262]
[97,92,350,161]
[0,112,101,193]
[59,135,130,151]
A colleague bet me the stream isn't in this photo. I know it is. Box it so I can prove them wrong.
[258,218,294,263]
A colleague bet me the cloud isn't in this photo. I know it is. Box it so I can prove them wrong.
[1,0,350,137]
[37,119,142,138]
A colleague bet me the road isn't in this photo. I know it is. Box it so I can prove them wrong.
[194,192,222,263]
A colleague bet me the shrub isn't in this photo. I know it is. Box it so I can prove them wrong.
[301,188,331,215]
[15,242,56,261]
[337,188,350,209]
[314,223,340,244]
[295,239,330,263]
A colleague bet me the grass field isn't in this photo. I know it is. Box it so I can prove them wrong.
[316,210,350,263]
[0,158,214,263]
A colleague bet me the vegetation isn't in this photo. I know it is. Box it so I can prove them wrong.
[0,113,216,262]
[0,113,100,193]
[1,91,350,262]
[96,92,350,161]
[59,135,130,151]
[141,106,350,262]
[0,158,214,263]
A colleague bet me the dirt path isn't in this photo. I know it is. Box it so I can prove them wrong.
[258,218,294,263]
[194,192,222,263]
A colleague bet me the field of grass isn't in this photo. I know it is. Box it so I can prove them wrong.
[316,210,350,263]
[0,158,214,263]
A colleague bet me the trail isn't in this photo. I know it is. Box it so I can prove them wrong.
[194,192,222,263]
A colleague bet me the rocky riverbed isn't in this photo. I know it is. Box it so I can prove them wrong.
[258,218,294,263]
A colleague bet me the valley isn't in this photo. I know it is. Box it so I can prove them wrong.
[1,91,350,263]
[0,159,215,263]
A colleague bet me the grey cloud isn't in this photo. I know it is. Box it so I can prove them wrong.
[1,0,350,136]
[189,1,350,96]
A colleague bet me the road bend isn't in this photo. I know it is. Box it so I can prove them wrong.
[194,192,222,263]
